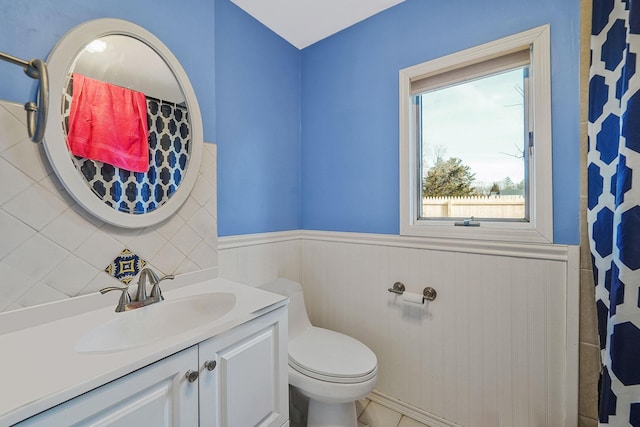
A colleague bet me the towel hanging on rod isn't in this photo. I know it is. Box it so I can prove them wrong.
[0,51,49,143]
[67,73,149,173]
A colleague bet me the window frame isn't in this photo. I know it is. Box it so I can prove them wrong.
[399,25,552,243]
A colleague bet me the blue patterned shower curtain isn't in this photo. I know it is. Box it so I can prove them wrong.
[589,1,640,425]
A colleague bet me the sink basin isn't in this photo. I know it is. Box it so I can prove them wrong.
[75,292,236,353]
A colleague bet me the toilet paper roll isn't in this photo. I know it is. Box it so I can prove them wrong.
[402,291,424,305]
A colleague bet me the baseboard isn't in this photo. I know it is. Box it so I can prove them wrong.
[367,390,461,427]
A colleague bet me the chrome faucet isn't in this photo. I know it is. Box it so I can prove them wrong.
[136,268,175,304]
[100,268,174,312]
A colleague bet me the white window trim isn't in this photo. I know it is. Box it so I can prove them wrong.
[399,25,553,244]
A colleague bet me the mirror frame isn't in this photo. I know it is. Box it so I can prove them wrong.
[43,18,203,228]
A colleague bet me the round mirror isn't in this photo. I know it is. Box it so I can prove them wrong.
[44,19,203,228]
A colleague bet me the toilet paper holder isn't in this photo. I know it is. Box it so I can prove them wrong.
[387,282,437,302]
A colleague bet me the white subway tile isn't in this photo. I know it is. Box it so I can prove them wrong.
[18,282,69,308]
[0,158,34,206]
[100,223,142,247]
[171,222,202,256]
[203,194,217,219]
[153,214,186,241]
[0,261,36,301]
[0,100,220,313]
[200,143,216,174]
[0,209,36,259]
[75,229,124,269]
[151,242,186,275]
[190,175,214,206]
[0,106,29,151]
[177,196,200,222]
[40,207,99,251]
[2,234,68,281]
[188,208,217,245]
[76,271,121,296]
[189,240,218,269]
[1,102,28,126]
[126,228,165,261]
[71,203,106,228]
[200,164,216,189]
[0,295,12,312]
[1,138,51,182]
[3,184,68,231]
[38,172,75,205]
[175,257,200,275]
[44,254,100,297]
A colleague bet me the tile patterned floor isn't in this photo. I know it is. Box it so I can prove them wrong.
[357,399,431,427]
[290,386,431,427]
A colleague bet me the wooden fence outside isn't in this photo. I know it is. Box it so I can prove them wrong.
[422,195,525,218]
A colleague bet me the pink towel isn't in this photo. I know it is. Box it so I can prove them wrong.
[67,73,150,172]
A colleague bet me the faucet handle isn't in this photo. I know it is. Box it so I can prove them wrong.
[100,286,131,312]
[149,274,175,301]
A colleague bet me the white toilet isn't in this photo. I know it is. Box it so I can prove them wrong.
[259,278,377,427]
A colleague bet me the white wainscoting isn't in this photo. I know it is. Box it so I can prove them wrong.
[218,231,301,286]
[218,230,579,427]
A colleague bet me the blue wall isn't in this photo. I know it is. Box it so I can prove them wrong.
[300,0,581,244]
[214,0,301,236]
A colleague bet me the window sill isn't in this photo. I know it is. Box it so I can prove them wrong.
[400,220,553,244]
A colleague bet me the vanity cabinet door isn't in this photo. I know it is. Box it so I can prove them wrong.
[199,307,288,427]
[17,346,199,427]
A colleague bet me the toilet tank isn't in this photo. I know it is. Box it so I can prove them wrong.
[258,278,312,339]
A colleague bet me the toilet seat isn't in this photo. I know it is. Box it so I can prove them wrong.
[288,327,377,384]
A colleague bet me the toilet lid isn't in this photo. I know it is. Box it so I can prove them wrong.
[288,327,377,384]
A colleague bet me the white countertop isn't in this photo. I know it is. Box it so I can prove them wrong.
[0,276,287,426]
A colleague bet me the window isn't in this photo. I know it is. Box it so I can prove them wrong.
[399,25,552,243]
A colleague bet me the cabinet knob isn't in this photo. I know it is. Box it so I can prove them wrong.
[204,360,217,371]
[185,370,199,383]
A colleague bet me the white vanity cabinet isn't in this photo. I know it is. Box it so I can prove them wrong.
[198,306,288,427]
[16,306,288,427]
[18,346,200,426]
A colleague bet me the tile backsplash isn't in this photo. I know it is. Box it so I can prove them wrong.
[0,100,218,313]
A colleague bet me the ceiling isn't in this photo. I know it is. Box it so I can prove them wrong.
[230,0,405,49]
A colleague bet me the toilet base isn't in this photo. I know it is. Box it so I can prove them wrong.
[307,400,357,427]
